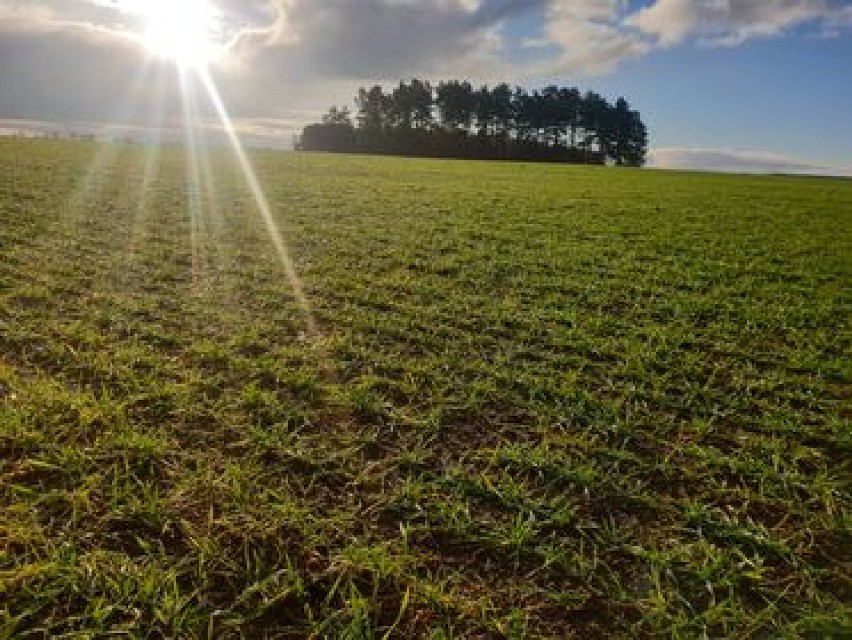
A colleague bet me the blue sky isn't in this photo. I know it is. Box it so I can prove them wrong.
[0,0,850,174]
[503,0,852,172]
[590,26,852,170]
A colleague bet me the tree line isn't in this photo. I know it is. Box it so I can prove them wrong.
[298,79,648,166]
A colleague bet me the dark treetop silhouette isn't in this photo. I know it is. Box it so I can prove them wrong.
[298,79,648,166]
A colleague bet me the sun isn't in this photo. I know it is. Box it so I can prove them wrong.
[123,0,220,67]
[142,0,217,66]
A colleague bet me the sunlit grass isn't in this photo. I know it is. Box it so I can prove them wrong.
[1,139,850,637]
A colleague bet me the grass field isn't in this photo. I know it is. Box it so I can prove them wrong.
[1,138,850,638]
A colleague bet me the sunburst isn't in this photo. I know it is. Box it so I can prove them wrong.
[120,0,220,67]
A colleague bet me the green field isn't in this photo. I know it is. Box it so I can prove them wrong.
[1,138,850,638]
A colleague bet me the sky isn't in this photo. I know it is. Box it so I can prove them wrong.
[1,0,851,175]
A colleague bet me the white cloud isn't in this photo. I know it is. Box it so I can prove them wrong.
[541,0,651,75]
[628,0,848,48]
[648,147,852,177]
[2,0,850,89]
[624,0,698,47]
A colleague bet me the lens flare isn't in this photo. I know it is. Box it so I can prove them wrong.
[196,67,318,335]
[178,69,207,292]
[79,2,317,336]
[117,0,220,67]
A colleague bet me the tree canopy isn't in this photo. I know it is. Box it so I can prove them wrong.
[299,79,648,167]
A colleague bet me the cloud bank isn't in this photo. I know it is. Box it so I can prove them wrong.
[648,147,852,177]
[0,0,850,172]
[3,1,849,91]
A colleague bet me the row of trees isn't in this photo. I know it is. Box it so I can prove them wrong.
[298,79,648,166]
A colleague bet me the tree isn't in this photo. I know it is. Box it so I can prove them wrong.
[558,87,582,148]
[541,85,564,147]
[623,106,648,167]
[409,79,434,130]
[389,79,433,130]
[356,86,388,133]
[580,91,611,157]
[527,90,549,145]
[513,87,532,141]
[473,85,494,135]
[301,106,356,152]
[436,80,474,131]
[491,83,514,138]
[305,78,648,166]
[322,106,352,126]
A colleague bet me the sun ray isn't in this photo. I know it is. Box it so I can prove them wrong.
[178,68,207,294]
[105,0,317,333]
[196,67,319,337]
[64,60,156,236]
[122,65,167,284]
[196,121,224,236]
